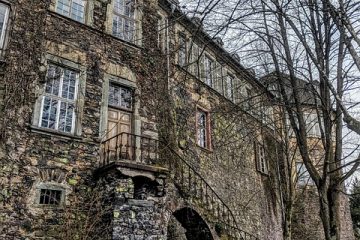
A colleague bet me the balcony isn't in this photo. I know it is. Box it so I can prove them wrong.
[94,132,169,181]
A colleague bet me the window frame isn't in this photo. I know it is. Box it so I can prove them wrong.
[106,0,142,45]
[203,54,214,87]
[189,41,200,78]
[52,0,94,25]
[224,73,234,101]
[32,54,87,137]
[34,183,66,208]
[178,33,187,67]
[38,64,79,134]
[255,141,268,175]
[196,107,211,150]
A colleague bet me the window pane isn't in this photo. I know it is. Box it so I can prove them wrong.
[71,0,85,22]
[58,102,75,133]
[57,0,85,23]
[62,69,77,100]
[114,0,124,14]
[197,111,207,148]
[41,97,58,129]
[57,0,71,16]
[178,35,186,66]
[40,64,78,133]
[225,75,233,100]
[204,56,213,86]
[112,15,123,39]
[45,65,61,96]
[112,0,135,42]
[109,84,132,110]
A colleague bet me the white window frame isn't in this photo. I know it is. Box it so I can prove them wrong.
[32,54,87,137]
[0,2,10,51]
[51,0,94,25]
[107,0,141,45]
[38,64,79,134]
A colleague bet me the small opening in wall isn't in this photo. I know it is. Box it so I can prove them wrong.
[39,189,62,205]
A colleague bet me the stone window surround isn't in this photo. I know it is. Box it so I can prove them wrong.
[99,73,141,141]
[49,0,94,26]
[105,0,143,46]
[32,54,87,137]
[33,182,67,208]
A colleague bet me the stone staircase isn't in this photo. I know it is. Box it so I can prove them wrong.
[167,148,259,240]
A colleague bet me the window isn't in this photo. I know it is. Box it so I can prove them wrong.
[0,3,9,52]
[263,106,274,129]
[112,0,136,42]
[213,62,223,93]
[196,109,211,149]
[108,83,133,110]
[296,162,314,186]
[178,34,187,67]
[304,113,321,137]
[39,189,63,205]
[204,55,213,86]
[38,64,78,134]
[256,142,268,174]
[56,0,86,22]
[224,74,234,100]
[190,42,200,78]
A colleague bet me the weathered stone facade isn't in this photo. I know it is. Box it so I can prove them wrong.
[0,0,354,240]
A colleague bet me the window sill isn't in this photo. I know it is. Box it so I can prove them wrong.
[256,170,269,177]
[32,203,65,210]
[196,144,213,153]
[30,125,82,140]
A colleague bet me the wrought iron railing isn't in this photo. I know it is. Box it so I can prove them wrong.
[99,132,259,240]
[100,132,159,166]
[168,149,259,240]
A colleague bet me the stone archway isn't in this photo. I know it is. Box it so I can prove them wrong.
[167,207,214,240]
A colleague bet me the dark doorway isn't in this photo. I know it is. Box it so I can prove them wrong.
[167,207,214,240]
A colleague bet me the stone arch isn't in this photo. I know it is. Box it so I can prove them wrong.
[167,207,214,240]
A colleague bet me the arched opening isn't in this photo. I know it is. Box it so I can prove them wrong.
[133,176,157,200]
[167,207,214,240]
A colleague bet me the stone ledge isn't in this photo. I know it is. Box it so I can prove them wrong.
[94,160,169,180]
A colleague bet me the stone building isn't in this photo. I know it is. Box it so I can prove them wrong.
[0,0,353,240]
